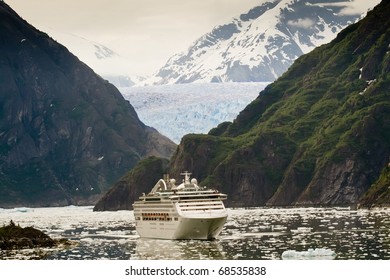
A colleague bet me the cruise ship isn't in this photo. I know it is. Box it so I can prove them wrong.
[132,172,228,240]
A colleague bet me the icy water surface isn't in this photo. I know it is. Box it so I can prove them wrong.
[0,206,389,260]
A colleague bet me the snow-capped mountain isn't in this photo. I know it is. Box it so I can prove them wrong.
[144,0,380,85]
[45,30,136,87]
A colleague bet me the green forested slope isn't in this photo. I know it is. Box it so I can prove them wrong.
[169,0,390,207]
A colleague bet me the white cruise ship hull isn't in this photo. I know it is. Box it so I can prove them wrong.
[135,215,227,240]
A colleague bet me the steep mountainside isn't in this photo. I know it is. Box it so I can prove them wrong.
[359,163,390,208]
[0,2,176,207]
[167,0,390,207]
[145,0,379,85]
[93,156,169,211]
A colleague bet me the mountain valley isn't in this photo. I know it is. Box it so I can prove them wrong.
[97,0,390,209]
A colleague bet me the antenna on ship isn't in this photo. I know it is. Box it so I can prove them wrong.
[180,171,192,184]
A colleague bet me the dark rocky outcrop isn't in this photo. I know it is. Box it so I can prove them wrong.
[0,220,55,250]
[0,2,176,207]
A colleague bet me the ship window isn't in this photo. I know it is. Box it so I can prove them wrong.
[141,212,173,221]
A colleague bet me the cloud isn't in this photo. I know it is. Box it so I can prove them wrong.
[287,18,315,29]
[312,1,381,16]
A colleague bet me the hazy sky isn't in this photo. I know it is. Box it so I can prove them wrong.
[6,0,263,75]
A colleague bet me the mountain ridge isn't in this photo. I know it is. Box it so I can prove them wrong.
[143,0,380,85]
[0,2,176,207]
[42,29,138,87]
[183,0,390,206]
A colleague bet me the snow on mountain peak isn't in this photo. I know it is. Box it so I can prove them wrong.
[93,44,115,60]
[39,29,137,87]
[141,0,380,86]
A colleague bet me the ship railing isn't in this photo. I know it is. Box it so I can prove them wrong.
[179,205,225,211]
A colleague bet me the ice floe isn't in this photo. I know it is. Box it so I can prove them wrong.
[281,248,336,260]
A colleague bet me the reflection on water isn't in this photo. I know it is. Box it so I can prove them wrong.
[0,206,389,260]
[133,239,226,260]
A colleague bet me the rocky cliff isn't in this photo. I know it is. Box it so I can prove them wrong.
[93,156,169,211]
[0,2,176,207]
[359,163,390,208]
[168,0,390,207]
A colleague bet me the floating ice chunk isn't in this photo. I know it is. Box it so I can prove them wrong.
[13,207,31,213]
[282,248,336,260]
[291,227,312,233]
[273,224,287,231]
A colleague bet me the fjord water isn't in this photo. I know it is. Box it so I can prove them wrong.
[0,206,389,260]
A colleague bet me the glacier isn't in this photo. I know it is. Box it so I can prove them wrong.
[120,83,268,143]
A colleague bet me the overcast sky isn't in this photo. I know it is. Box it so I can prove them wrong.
[7,0,263,76]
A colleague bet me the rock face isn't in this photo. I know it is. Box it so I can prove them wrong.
[360,164,390,208]
[167,0,390,207]
[93,156,169,211]
[0,2,176,207]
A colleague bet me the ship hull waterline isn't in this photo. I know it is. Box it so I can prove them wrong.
[135,216,227,240]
